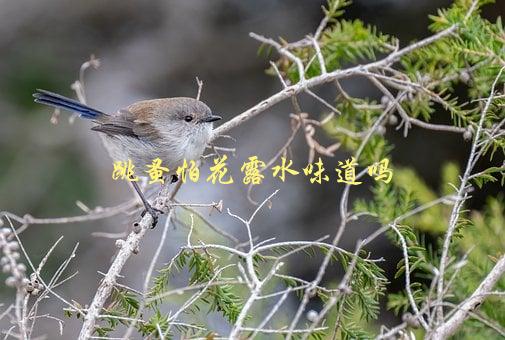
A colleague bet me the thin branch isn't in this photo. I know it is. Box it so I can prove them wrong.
[122,210,173,338]
[434,66,505,325]
[430,255,505,339]
[78,181,180,340]
[211,23,458,141]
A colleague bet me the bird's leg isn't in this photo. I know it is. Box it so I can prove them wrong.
[130,180,163,228]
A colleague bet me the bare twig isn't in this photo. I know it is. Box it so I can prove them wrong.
[430,255,505,339]
[434,67,505,325]
[212,23,457,141]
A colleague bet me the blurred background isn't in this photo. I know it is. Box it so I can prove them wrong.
[0,0,503,338]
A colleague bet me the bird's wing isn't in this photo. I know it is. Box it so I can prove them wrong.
[90,121,138,138]
[91,100,162,142]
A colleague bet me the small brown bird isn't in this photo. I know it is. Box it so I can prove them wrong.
[33,89,221,226]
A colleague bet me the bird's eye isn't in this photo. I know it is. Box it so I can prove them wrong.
[184,115,193,122]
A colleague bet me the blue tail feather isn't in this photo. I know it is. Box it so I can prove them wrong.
[33,89,106,119]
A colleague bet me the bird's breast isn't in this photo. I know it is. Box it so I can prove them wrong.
[101,129,210,176]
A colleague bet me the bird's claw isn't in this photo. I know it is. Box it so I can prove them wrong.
[141,204,164,228]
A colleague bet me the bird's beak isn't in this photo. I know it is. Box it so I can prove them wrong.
[201,115,222,123]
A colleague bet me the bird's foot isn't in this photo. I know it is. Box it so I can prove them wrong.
[141,203,164,228]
